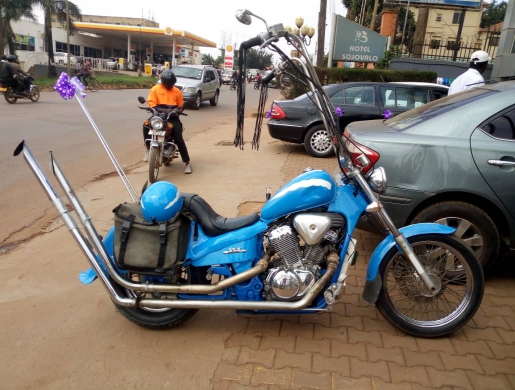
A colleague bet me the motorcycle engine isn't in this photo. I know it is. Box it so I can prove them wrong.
[264,213,345,301]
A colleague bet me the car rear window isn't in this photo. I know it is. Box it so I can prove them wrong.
[384,88,496,130]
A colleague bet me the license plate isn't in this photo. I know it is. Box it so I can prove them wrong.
[0,87,7,92]
[148,130,166,136]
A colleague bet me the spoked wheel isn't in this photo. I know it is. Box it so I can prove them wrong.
[29,85,40,102]
[4,88,18,104]
[114,266,209,329]
[375,234,484,338]
[88,78,100,92]
[148,147,160,183]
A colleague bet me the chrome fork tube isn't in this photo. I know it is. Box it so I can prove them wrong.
[16,141,134,307]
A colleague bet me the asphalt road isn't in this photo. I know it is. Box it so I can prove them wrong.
[0,83,282,248]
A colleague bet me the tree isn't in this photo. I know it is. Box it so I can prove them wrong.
[395,7,416,53]
[2,0,37,55]
[201,53,216,66]
[244,48,273,69]
[342,0,384,31]
[35,0,82,76]
[480,0,507,28]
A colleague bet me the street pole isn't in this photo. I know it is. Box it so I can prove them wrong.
[400,0,411,55]
[66,0,70,76]
[316,0,327,67]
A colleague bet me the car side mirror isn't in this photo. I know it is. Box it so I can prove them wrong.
[138,96,146,104]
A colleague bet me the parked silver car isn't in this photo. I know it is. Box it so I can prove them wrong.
[346,81,515,269]
[171,65,220,110]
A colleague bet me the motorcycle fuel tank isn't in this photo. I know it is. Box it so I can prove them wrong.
[261,170,336,220]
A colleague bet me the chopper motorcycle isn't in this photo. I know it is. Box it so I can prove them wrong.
[140,96,184,183]
[15,9,484,338]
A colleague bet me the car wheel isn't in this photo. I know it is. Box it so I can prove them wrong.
[304,124,334,158]
[210,90,219,106]
[192,93,201,110]
[412,201,500,270]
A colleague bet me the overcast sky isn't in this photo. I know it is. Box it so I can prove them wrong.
[35,0,347,60]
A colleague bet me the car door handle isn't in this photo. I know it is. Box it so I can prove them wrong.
[488,159,515,167]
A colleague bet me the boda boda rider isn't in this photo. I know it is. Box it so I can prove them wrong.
[448,50,491,95]
[143,70,193,174]
[3,55,32,97]
[77,61,92,87]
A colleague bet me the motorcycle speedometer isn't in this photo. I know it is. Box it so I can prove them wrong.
[150,117,164,130]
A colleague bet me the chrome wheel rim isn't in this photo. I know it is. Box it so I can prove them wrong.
[214,92,219,104]
[309,129,331,154]
[435,217,483,258]
[383,240,474,327]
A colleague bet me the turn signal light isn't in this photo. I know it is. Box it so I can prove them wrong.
[343,129,380,174]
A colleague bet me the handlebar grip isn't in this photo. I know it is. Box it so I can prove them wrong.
[262,71,276,84]
[240,36,263,50]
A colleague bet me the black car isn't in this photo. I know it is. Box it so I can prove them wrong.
[267,82,449,157]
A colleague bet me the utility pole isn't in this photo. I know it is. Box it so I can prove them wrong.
[66,0,70,75]
[370,0,380,31]
[316,0,327,67]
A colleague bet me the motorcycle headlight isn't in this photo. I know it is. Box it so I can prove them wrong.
[183,87,196,93]
[366,167,387,194]
[150,117,164,130]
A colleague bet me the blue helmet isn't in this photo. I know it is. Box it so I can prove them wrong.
[141,181,183,222]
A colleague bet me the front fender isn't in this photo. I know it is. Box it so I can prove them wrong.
[362,223,456,303]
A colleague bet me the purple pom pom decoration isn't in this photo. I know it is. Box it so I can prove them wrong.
[383,110,392,119]
[335,107,344,117]
[265,109,271,119]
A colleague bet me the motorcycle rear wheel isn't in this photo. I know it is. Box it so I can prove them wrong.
[4,88,17,104]
[148,147,160,183]
[114,266,210,329]
[375,234,484,338]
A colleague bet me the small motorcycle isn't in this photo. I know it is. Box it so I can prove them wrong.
[229,78,236,90]
[16,9,484,338]
[254,79,261,89]
[139,96,186,183]
[0,78,40,104]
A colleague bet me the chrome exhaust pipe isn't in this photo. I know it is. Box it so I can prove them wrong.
[13,141,135,308]
[137,252,339,310]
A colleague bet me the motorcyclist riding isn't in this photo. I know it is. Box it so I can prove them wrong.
[4,55,32,97]
[143,70,193,174]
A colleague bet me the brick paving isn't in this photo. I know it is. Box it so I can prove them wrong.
[211,146,515,390]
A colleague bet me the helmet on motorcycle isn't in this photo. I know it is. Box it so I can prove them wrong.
[6,55,16,63]
[141,181,183,222]
[160,70,177,90]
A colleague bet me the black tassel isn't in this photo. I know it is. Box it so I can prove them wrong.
[234,49,247,149]
[252,83,269,150]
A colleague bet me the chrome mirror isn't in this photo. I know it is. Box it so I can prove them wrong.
[235,9,252,25]
[367,167,387,194]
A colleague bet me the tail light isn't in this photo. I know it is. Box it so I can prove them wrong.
[270,103,286,120]
[343,129,380,174]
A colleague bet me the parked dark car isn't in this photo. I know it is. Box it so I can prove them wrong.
[345,81,515,269]
[267,82,449,157]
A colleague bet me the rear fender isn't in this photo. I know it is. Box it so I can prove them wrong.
[362,223,456,304]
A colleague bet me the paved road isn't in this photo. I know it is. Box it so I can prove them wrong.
[0,84,281,248]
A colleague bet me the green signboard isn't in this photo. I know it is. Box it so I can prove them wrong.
[332,16,387,63]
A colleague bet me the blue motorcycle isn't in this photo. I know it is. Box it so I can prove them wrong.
[16,9,483,338]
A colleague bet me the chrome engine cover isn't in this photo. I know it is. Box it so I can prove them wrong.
[265,268,316,301]
[293,214,333,246]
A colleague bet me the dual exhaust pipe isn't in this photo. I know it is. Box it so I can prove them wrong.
[15,141,338,311]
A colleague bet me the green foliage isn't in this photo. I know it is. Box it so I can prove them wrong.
[244,48,273,70]
[34,74,156,89]
[480,0,507,28]
[1,0,37,55]
[375,45,400,70]
[282,67,437,99]
[341,0,384,31]
[396,7,416,52]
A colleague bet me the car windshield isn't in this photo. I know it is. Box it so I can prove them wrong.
[172,66,202,80]
[384,88,497,130]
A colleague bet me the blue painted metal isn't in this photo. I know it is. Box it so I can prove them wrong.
[366,223,456,281]
[261,170,336,221]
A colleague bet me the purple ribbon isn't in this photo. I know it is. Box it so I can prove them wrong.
[265,109,271,119]
[383,110,392,119]
[54,72,86,100]
[335,107,344,117]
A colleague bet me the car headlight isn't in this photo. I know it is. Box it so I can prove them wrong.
[183,87,196,93]
[366,167,387,194]
[150,117,164,130]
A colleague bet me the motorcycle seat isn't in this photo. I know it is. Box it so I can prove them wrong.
[181,193,260,237]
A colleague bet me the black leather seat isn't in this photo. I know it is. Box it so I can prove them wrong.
[181,193,260,237]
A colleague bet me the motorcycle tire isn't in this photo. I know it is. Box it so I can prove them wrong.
[29,86,40,102]
[148,147,160,183]
[375,233,484,338]
[4,88,18,104]
[113,266,211,329]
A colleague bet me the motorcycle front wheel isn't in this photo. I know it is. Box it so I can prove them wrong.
[114,266,210,329]
[375,234,484,338]
[148,146,160,183]
[29,85,40,102]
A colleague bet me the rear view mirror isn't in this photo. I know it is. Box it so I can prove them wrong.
[138,96,146,104]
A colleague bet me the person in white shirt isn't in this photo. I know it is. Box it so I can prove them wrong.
[448,50,491,95]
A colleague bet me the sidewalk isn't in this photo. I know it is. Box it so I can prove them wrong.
[0,116,514,389]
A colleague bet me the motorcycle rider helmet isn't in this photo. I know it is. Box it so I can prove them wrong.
[141,181,183,222]
[6,55,16,63]
[160,70,177,90]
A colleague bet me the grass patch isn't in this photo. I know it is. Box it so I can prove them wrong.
[34,74,156,90]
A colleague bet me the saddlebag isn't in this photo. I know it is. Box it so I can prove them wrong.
[112,203,190,274]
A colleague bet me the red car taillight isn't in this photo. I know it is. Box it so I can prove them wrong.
[343,129,380,175]
[271,103,286,120]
